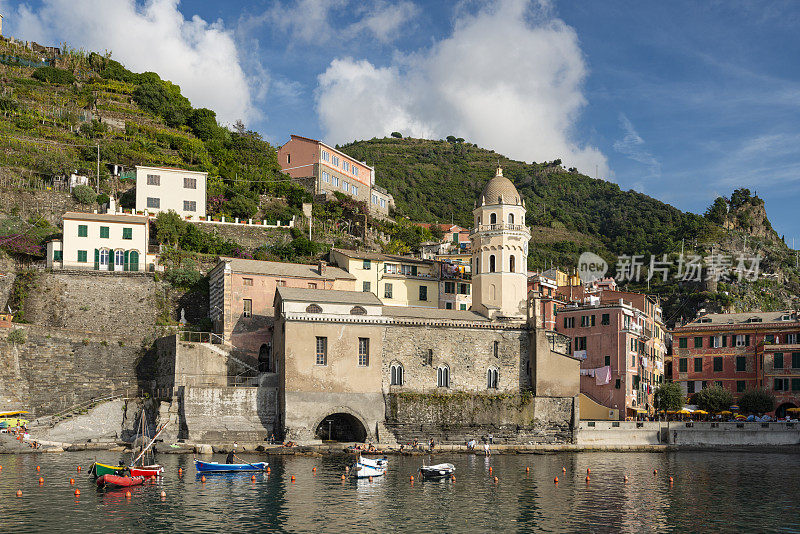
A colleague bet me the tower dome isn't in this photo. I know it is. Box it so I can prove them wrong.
[480,166,520,205]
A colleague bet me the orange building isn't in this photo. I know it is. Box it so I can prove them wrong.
[277,135,393,215]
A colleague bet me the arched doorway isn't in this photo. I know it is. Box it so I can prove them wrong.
[776,402,796,419]
[258,343,271,372]
[315,413,367,442]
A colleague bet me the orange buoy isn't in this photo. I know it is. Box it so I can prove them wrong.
[69,478,75,485]
[341,474,346,480]
[178,468,183,476]
[312,467,317,473]
[562,467,566,473]
[201,475,206,483]
[0,465,3,470]
[653,469,658,475]
[290,475,295,482]
[451,475,456,481]
[554,477,559,483]
[161,491,167,498]
[266,467,271,474]
[493,476,498,483]
[409,475,414,482]
[587,468,591,474]
[74,489,80,496]
[77,466,81,472]
[36,466,41,472]
[624,475,629,483]
[525,467,530,473]
[125,491,131,499]
[38,477,44,484]
[16,489,22,497]
[669,476,674,484]
[488,467,493,474]
[585,476,590,483]
[251,475,256,482]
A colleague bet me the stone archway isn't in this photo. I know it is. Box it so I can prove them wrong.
[315,412,368,442]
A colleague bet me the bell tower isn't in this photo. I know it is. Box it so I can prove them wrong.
[470,166,530,319]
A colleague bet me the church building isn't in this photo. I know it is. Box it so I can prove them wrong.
[272,168,580,444]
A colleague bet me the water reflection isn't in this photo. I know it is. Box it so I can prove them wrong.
[1,451,799,532]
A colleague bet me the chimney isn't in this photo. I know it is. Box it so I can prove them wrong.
[318,260,327,276]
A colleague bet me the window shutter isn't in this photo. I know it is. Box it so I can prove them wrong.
[745,334,750,346]
[94,249,99,270]
[109,250,114,270]
[124,251,130,272]
[722,335,727,347]
[411,265,417,276]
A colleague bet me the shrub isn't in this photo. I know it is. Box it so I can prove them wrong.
[165,265,203,288]
[690,385,733,414]
[6,328,26,344]
[738,388,775,414]
[96,193,110,206]
[32,66,76,84]
[654,382,684,412]
[390,132,403,138]
[72,184,97,205]
[226,195,258,220]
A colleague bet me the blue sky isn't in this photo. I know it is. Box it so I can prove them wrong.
[4,0,800,241]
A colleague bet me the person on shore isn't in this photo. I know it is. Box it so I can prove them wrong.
[483,442,490,456]
[467,439,476,450]
[429,438,435,451]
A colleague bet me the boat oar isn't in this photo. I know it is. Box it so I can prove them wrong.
[233,453,267,472]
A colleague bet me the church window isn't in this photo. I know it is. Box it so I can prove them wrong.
[490,213,497,225]
[508,213,514,225]
[437,365,450,388]
[390,363,404,386]
[489,255,496,273]
[510,255,515,273]
[487,368,499,389]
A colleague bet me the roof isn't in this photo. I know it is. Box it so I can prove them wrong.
[276,286,382,306]
[677,311,798,329]
[383,306,490,322]
[331,248,433,265]
[481,166,521,205]
[221,257,355,280]
[135,165,208,175]
[63,212,148,224]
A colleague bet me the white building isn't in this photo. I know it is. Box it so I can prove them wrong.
[134,165,207,218]
[47,211,150,272]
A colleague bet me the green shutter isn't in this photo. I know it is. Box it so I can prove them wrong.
[94,249,99,270]
[411,265,418,276]
[109,250,115,271]
[124,251,130,272]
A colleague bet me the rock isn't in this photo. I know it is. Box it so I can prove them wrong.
[195,444,213,455]
[44,447,65,453]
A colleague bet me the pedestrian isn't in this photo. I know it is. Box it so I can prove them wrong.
[429,438,435,451]
[483,442,490,456]
[488,433,493,444]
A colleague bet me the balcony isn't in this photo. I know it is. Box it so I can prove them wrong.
[470,223,530,235]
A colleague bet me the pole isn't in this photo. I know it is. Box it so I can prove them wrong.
[96,144,100,193]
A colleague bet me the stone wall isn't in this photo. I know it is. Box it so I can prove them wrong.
[0,186,90,225]
[194,222,292,250]
[381,324,529,393]
[0,324,144,416]
[21,270,162,339]
[385,392,576,444]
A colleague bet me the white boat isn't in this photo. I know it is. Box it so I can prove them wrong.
[352,455,388,478]
[419,463,455,479]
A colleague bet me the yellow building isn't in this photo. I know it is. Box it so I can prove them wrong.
[329,249,438,308]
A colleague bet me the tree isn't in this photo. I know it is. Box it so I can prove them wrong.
[654,382,683,412]
[704,196,728,224]
[738,388,775,414]
[32,66,75,84]
[446,135,457,143]
[729,188,752,210]
[430,225,445,241]
[154,210,185,246]
[187,108,219,141]
[226,195,258,220]
[390,132,403,139]
[72,184,97,205]
[690,385,733,414]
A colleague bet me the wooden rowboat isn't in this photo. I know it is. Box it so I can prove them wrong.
[90,462,126,478]
[96,474,144,489]
[130,465,164,478]
[194,459,268,472]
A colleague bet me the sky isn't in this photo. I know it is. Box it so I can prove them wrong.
[2,0,800,241]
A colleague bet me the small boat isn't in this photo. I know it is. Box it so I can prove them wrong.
[194,459,268,472]
[352,456,388,479]
[90,462,127,478]
[419,463,456,479]
[96,474,145,489]
[128,412,167,478]
[130,465,164,478]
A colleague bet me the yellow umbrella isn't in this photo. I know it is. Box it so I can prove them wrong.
[677,409,692,415]
[693,410,708,415]
[787,407,800,413]
[719,411,732,415]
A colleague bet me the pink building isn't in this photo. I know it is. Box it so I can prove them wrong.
[528,273,560,331]
[209,258,355,368]
[556,290,666,419]
[277,134,393,215]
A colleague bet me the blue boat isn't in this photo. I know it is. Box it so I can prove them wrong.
[194,459,268,472]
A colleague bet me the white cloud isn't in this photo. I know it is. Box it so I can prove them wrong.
[613,114,661,179]
[315,0,608,174]
[6,0,253,126]
[252,0,418,47]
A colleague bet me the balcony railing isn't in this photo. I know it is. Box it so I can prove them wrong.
[470,224,529,234]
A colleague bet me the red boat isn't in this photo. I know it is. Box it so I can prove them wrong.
[96,474,145,489]
[129,465,164,478]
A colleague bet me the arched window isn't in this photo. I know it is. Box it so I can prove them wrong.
[350,306,367,315]
[306,304,322,313]
[487,368,499,389]
[114,250,124,270]
[437,365,450,388]
[477,216,481,226]
[390,363,404,386]
[489,255,496,273]
[259,343,272,372]
[128,250,140,271]
[510,255,515,273]
[99,248,109,267]
[490,213,497,225]
[508,213,514,225]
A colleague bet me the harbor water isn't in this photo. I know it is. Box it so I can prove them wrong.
[0,450,798,532]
